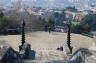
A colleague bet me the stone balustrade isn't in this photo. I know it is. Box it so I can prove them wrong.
[19,43,31,59]
[0,46,22,63]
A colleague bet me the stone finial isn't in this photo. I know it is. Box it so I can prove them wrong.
[21,20,26,46]
[67,21,73,54]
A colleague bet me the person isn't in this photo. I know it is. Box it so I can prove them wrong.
[48,26,51,34]
[44,25,48,32]
[60,46,63,51]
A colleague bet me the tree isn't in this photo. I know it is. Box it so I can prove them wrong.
[80,14,96,31]
[0,16,21,34]
[0,10,4,18]
[82,24,90,32]
[54,10,66,26]
[47,18,55,31]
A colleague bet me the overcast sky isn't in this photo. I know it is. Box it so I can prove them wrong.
[0,0,95,8]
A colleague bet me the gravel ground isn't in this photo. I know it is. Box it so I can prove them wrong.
[0,31,95,60]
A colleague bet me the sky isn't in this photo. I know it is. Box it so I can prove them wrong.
[0,0,95,8]
[11,0,65,1]
[0,0,55,5]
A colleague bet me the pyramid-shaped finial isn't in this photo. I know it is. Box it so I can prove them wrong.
[67,21,73,54]
[21,19,26,46]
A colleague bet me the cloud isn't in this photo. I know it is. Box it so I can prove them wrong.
[11,0,55,2]
[11,0,37,2]
[49,0,55,2]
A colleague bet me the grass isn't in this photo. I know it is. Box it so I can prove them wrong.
[72,22,80,25]
[63,21,80,25]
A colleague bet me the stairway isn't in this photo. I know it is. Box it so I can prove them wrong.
[22,50,68,63]
[23,60,66,63]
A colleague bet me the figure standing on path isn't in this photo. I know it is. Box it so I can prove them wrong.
[44,25,48,32]
[48,26,51,34]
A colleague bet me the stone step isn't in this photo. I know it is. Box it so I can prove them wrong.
[23,60,66,63]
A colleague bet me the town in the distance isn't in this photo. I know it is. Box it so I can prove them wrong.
[0,0,96,63]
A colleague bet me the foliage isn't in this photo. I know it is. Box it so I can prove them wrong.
[72,22,80,25]
[71,24,80,33]
[63,21,80,25]
[71,14,96,33]
[45,18,55,31]
[82,24,90,32]
[0,11,21,34]
[33,18,47,31]
[0,10,4,18]
[80,14,96,31]
[54,10,66,26]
